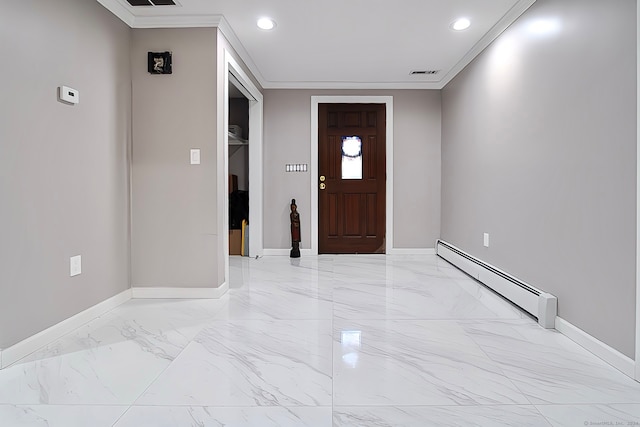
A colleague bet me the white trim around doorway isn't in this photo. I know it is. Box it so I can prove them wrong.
[222,48,264,286]
[635,0,640,382]
[310,96,394,255]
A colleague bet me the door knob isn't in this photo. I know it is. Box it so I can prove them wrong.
[320,183,326,190]
[320,175,326,182]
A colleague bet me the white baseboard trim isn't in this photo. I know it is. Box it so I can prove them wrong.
[262,249,313,256]
[388,248,436,255]
[0,289,132,369]
[555,316,635,378]
[131,283,228,299]
[263,248,436,256]
[0,283,230,369]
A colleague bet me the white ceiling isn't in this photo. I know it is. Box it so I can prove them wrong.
[97,0,536,89]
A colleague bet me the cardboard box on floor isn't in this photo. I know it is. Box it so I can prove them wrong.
[229,229,242,255]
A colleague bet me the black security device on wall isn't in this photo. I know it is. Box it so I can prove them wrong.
[148,51,172,74]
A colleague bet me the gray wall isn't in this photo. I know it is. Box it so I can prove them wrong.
[441,0,636,357]
[131,28,220,288]
[0,0,131,348]
[263,89,441,250]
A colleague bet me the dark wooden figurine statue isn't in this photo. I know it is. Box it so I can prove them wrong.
[290,198,301,258]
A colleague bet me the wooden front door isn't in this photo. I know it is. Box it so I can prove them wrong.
[318,103,386,254]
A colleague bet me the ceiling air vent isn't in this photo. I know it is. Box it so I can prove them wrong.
[410,70,439,75]
[125,0,177,6]
[126,0,151,5]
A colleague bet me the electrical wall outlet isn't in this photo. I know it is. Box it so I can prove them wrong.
[59,86,79,104]
[483,233,490,248]
[70,255,82,277]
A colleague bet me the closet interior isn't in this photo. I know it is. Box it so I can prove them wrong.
[228,78,249,256]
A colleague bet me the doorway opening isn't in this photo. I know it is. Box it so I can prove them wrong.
[318,103,387,254]
[227,76,250,257]
[222,50,263,286]
[310,96,394,255]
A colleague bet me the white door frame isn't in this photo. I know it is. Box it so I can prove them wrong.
[310,96,394,255]
[635,0,640,382]
[222,50,264,284]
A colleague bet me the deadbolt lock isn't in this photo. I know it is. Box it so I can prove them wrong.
[320,175,326,182]
[320,183,326,190]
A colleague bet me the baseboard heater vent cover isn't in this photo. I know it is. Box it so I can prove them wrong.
[436,239,557,328]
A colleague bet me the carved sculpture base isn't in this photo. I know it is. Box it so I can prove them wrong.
[290,242,300,258]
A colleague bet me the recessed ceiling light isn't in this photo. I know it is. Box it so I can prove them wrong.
[257,17,276,30]
[451,18,471,31]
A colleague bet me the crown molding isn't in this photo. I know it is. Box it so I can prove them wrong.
[96,0,266,87]
[216,16,266,89]
[96,0,223,28]
[96,0,135,27]
[132,14,222,28]
[260,81,444,90]
[438,0,536,89]
[96,0,536,90]
[259,0,537,89]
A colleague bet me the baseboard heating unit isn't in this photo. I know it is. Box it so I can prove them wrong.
[436,240,557,328]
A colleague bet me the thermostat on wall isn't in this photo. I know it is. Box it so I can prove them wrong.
[59,86,79,104]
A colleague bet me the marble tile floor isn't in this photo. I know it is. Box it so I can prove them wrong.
[1,255,640,426]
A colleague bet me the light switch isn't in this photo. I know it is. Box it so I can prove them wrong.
[190,149,201,165]
[70,255,82,277]
[483,233,490,248]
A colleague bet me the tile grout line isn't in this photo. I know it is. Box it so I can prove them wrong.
[455,319,537,408]
[110,314,215,425]
[331,265,335,421]
[6,255,640,424]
